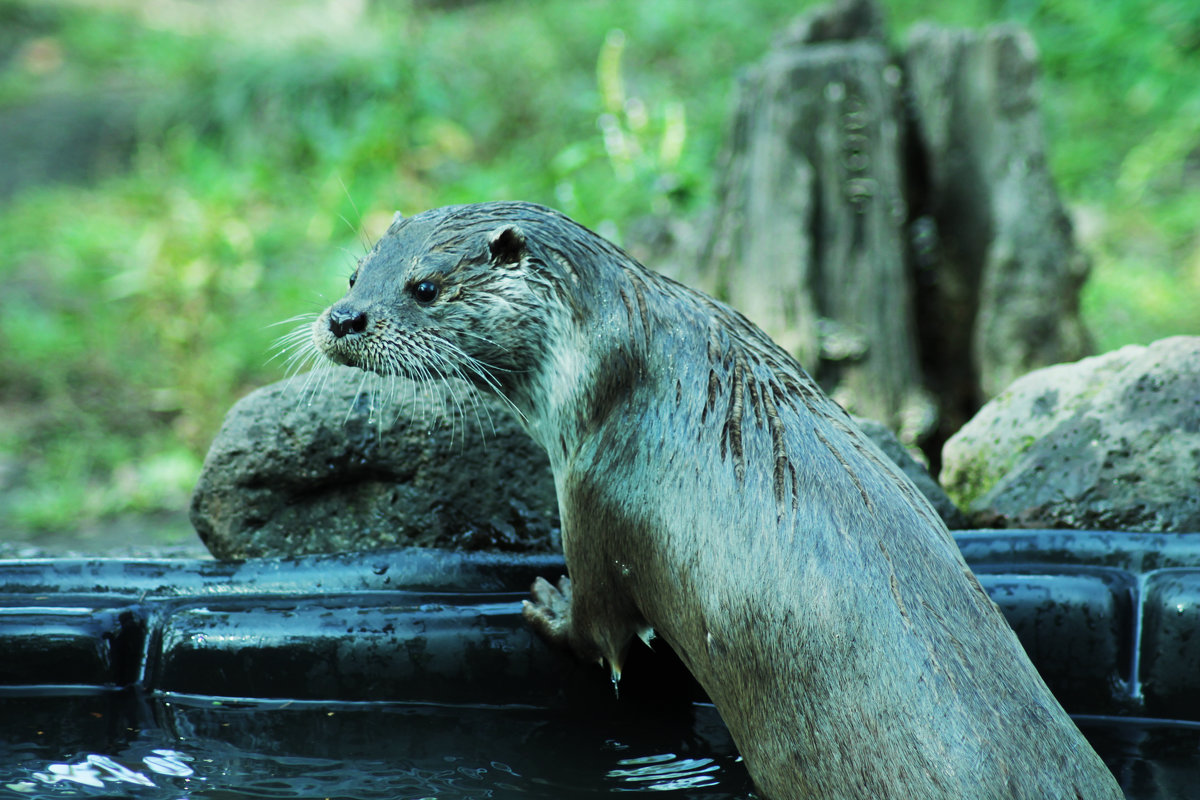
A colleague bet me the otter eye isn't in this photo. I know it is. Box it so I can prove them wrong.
[348,269,358,289]
[412,280,440,305]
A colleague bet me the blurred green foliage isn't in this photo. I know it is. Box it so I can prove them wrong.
[0,0,1197,534]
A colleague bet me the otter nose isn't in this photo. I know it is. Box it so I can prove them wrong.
[328,306,368,338]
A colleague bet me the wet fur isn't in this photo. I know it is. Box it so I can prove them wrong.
[313,202,1122,800]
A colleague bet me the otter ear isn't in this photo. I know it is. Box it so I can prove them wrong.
[487,225,527,266]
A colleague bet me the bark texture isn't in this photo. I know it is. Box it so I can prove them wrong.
[699,0,1090,455]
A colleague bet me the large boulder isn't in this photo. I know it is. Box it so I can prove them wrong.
[941,336,1200,532]
[189,368,560,559]
[191,368,968,560]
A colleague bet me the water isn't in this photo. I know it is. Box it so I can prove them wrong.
[1076,717,1200,800]
[0,691,753,799]
[3,692,1197,799]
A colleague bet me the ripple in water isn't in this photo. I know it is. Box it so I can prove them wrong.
[7,750,193,794]
[607,752,723,791]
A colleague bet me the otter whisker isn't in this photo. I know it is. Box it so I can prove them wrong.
[368,351,407,431]
[303,364,335,407]
[344,367,377,427]
[271,326,316,360]
[438,375,468,449]
[336,245,363,266]
[270,317,329,382]
[269,312,322,330]
[451,362,497,442]
[391,339,447,435]
[269,315,347,412]
[416,338,474,447]
[456,328,515,355]
[452,361,504,436]
[394,341,434,428]
[357,352,384,437]
[449,347,526,425]
[281,341,324,380]
[334,176,373,256]
[432,353,493,449]
[420,333,519,427]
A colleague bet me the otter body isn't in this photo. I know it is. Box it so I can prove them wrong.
[314,202,1122,800]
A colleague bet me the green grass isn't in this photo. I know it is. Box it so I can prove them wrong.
[0,0,1197,535]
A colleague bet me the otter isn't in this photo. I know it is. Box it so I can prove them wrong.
[311,202,1122,800]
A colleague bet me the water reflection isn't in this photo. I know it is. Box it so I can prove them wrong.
[4,692,1196,799]
[7,750,193,795]
[608,752,722,791]
[1,691,754,799]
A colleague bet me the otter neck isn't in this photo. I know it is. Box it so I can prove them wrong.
[510,290,649,470]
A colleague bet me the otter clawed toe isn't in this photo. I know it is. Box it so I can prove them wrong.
[523,575,574,648]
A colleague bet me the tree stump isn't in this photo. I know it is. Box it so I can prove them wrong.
[699,0,1090,461]
[904,21,1092,414]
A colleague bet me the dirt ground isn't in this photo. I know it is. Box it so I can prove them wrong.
[0,509,210,558]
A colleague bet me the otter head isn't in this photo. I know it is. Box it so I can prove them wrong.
[312,204,557,400]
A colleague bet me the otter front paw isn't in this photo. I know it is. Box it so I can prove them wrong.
[522,575,574,649]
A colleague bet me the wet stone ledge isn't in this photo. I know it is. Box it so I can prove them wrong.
[1140,569,1200,719]
[977,567,1134,715]
[1,531,1199,722]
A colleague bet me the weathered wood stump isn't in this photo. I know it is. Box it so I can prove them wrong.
[697,0,1090,461]
[904,20,1092,424]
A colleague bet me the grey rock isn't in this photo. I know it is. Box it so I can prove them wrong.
[189,368,559,559]
[941,337,1200,532]
[854,416,968,529]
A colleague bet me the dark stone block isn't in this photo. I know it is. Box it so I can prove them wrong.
[1140,570,1200,718]
[152,595,557,704]
[977,569,1134,713]
[0,602,144,687]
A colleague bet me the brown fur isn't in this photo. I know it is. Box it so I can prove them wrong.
[313,202,1122,799]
